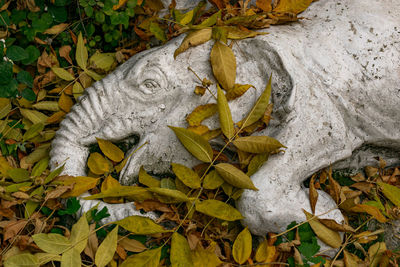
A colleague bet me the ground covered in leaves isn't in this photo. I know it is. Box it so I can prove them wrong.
[0,0,399,266]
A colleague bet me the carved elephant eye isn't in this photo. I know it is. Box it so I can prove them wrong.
[140,79,161,94]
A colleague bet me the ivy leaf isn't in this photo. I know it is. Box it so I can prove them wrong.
[58,197,81,215]
[17,71,34,87]
[210,41,236,91]
[172,163,201,189]
[96,138,124,162]
[120,247,161,267]
[169,126,213,163]
[215,163,258,190]
[171,232,193,267]
[6,45,28,61]
[240,74,271,128]
[76,32,88,70]
[174,28,212,58]
[217,85,234,139]
[195,199,244,221]
[95,226,118,267]
[51,67,75,81]
[116,216,170,234]
[32,233,71,254]
[233,228,252,264]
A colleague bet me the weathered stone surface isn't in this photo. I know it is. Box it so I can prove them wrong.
[50,0,400,239]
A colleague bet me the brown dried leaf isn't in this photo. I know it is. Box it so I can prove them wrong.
[119,236,147,253]
[44,23,69,35]
[256,0,272,12]
[309,174,318,214]
[351,204,387,223]
[319,219,355,233]
[59,46,72,64]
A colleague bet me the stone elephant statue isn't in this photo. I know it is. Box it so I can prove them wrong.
[50,0,400,235]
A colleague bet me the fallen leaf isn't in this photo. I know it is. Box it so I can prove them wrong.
[203,170,224,189]
[309,174,318,214]
[215,163,258,190]
[378,182,400,207]
[8,168,30,182]
[246,153,269,176]
[58,93,73,113]
[273,0,312,14]
[0,98,11,119]
[32,233,71,254]
[174,29,212,58]
[116,215,170,234]
[191,243,222,267]
[87,152,110,175]
[139,166,160,188]
[368,242,386,267]
[180,9,194,25]
[319,219,355,233]
[61,176,99,197]
[169,126,213,163]
[119,237,147,253]
[172,163,201,189]
[59,46,72,64]
[95,226,118,267]
[3,220,28,241]
[4,253,39,267]
[195,199,244,221]
[226,84,253,101]
[171,232,193,267]
[148,187,190,203]
[61,248,81,267]
[350,204,387,223]
[233,136,285,154]
[217,85,235,139]
[255,239,277,263]
[186,104,218,127]
[51,67,75,81]
[343,250,360,267]
[90,52,115,71]
[232,228,252,264]
[76,32,88,70]
[120,247,161,267]
[44,23,69,35]
[210,41,236,91]
[96,138,124,162]
[84,186,152,202]
[20,108,49,124]
[69,215,89,253]
[256,0,272,12]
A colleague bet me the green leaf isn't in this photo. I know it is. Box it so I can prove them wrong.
[20,109,48,124]
[120,247,161,267]
[215,163,258,190]
[0,61,13,85]
[210,41,236,91]
[139,166,160,187]
[217,85,234,139]
[32,233,71,254]
[8,168,30,182]
[25,200,39,218]
[61,248,81,267]
[76,32,88,70]
[6,45,28,61]
[23,123,45,141]
[45,165,64,184]
[69,215,89,253]
[116,216,170,234]
[22,88,36,101]
[147,187,190,203]
[180,9,194,25]
[169,126,213,163]
[149,22,166,42]
[195,199,244,221]
[232,228,252,264]
[203,170,224,190]
[95,226,118,267]
[172,163,201,189]
[233,136,285,154]
[21,45,40,65]
[171,233,193,267]
[31,157,49,177]
[17,71,34,87]
[241,75,271,128]
[378,182,400,207]
[4,253,40,267]
[51,67,75,81]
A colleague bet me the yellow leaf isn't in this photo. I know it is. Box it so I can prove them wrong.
[233,136,285,154]
[309,175,318,214]
[217,85,234,139]
[113,0,129,10]
[44,23,69,34]
[148,187,190,203]
[76,32,88,70]
[61,176,99,197]
[36,253,61,265]
[368,242,386,267]
[85,69,104,81]
[227,27,268,40]
[377,182,400,207]
[169,126,213,163]
[174,28,212,58]
[247,153,269,176]
[203,170,224,190]
[0,156,12,176]
[120,247,161,267]
[343,250,360,267]
[188,125,209,135]
[186,104,218,127]
[61,248,81,267]
[69,215,89,253]
[8,168,30,182]
[72,82,84,100]
[47,111,66,124]
[172,163,201,189]
[195,199,244,221]
[210,41,236,91]
[89,52,115,71]
[171,233,193,267]
[32,233,71,254]
[95,226,118,267]
[84,185,152,201]
[180,9,194,25]
[116,215,170,234]
[191,242,222,267]
[51,67,75,81]
[350,204,387,223]
[255,240,276,262]
[0,98,11,119]
[96,138,124,162]
[101,175,121,192]
[4,253,40,267]
[215,163,258,190]
[240,75,271,128]
[256,0,272,12]
[273,0,313,14]
[226,84,253,101]
[32,101,60,111]
[303,210,342,248]
[87,152,110,175]
[20,108,49,124]
[233,228,252,264]
[138,166,160,188]
[58,93,73,113]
